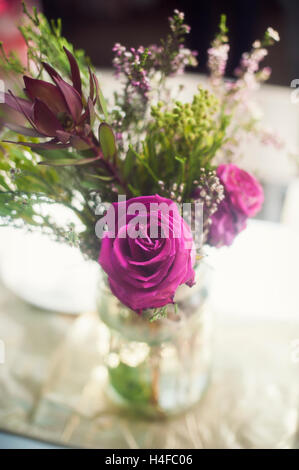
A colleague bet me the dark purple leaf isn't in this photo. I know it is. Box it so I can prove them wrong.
[83,124,91,136]
[33,99,64,137]
[7,90,39,133]
[63,47,82,96]
[70,135,92,150]
[87,97,95,126]
[1,92,34,119]
[88,67,95,102]
[23,76,68,115]
[4,122,43,137]
[42,61,63,82]
[56,130,72,144]
[53,77,83,123]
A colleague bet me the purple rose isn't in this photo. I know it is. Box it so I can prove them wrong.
[208,164,264,247]
[217,164,264,217]
[208,198,247,248]
[98,195,195,314]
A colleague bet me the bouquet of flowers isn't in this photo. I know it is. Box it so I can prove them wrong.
[0,4,282,417]
[0,5,279,318]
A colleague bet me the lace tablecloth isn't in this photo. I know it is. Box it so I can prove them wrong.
[0,278,299,449]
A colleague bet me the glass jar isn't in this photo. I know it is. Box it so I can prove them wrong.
[97,264,212,418]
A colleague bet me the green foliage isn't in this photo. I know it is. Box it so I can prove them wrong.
[99,123,117,161]
[0,133,104,257]
[217,14,228,43]
[149,306,169,322]
[151,88,220,154]
[0,42,25,76]
[0,5,121,258]
[0,141,72,243]
[20,2,90,88]
[122,87,230,199]
[97,84,109,121]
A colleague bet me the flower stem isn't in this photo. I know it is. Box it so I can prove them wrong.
[81,133,131,196]
[151,354,160,406]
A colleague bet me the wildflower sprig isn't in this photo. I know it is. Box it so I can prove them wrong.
[112,9,197,132]
[155,9,198,77]
[207,14,229,88]
[207,15,281,161]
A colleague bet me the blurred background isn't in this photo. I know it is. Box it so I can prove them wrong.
[2,0,299,85]
[40,0,299,86]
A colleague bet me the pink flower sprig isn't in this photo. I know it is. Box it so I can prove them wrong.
[207,16,281,161]
[231,26,279,97]
[112,10,197,101]
[112,10,197,131]
[207,14,230,87]
[155,9,198,77]
[113,44,151,101]
[169,9,191,35]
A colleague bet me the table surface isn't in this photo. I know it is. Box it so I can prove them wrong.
[0,220,299,449]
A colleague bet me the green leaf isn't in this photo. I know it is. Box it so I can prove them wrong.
[99,123,116,160]
[219,14,228,35]
[39,156,100,166]
[136,154,159,183]
[123,146,136,179]
[0,174,10,191]
[86,173,114,181]
[93,73,109,121]
[128,184,141,197]
[34,148,77,161]
[174,155,186,183]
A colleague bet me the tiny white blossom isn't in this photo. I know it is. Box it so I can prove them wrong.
[267,27,280,42]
